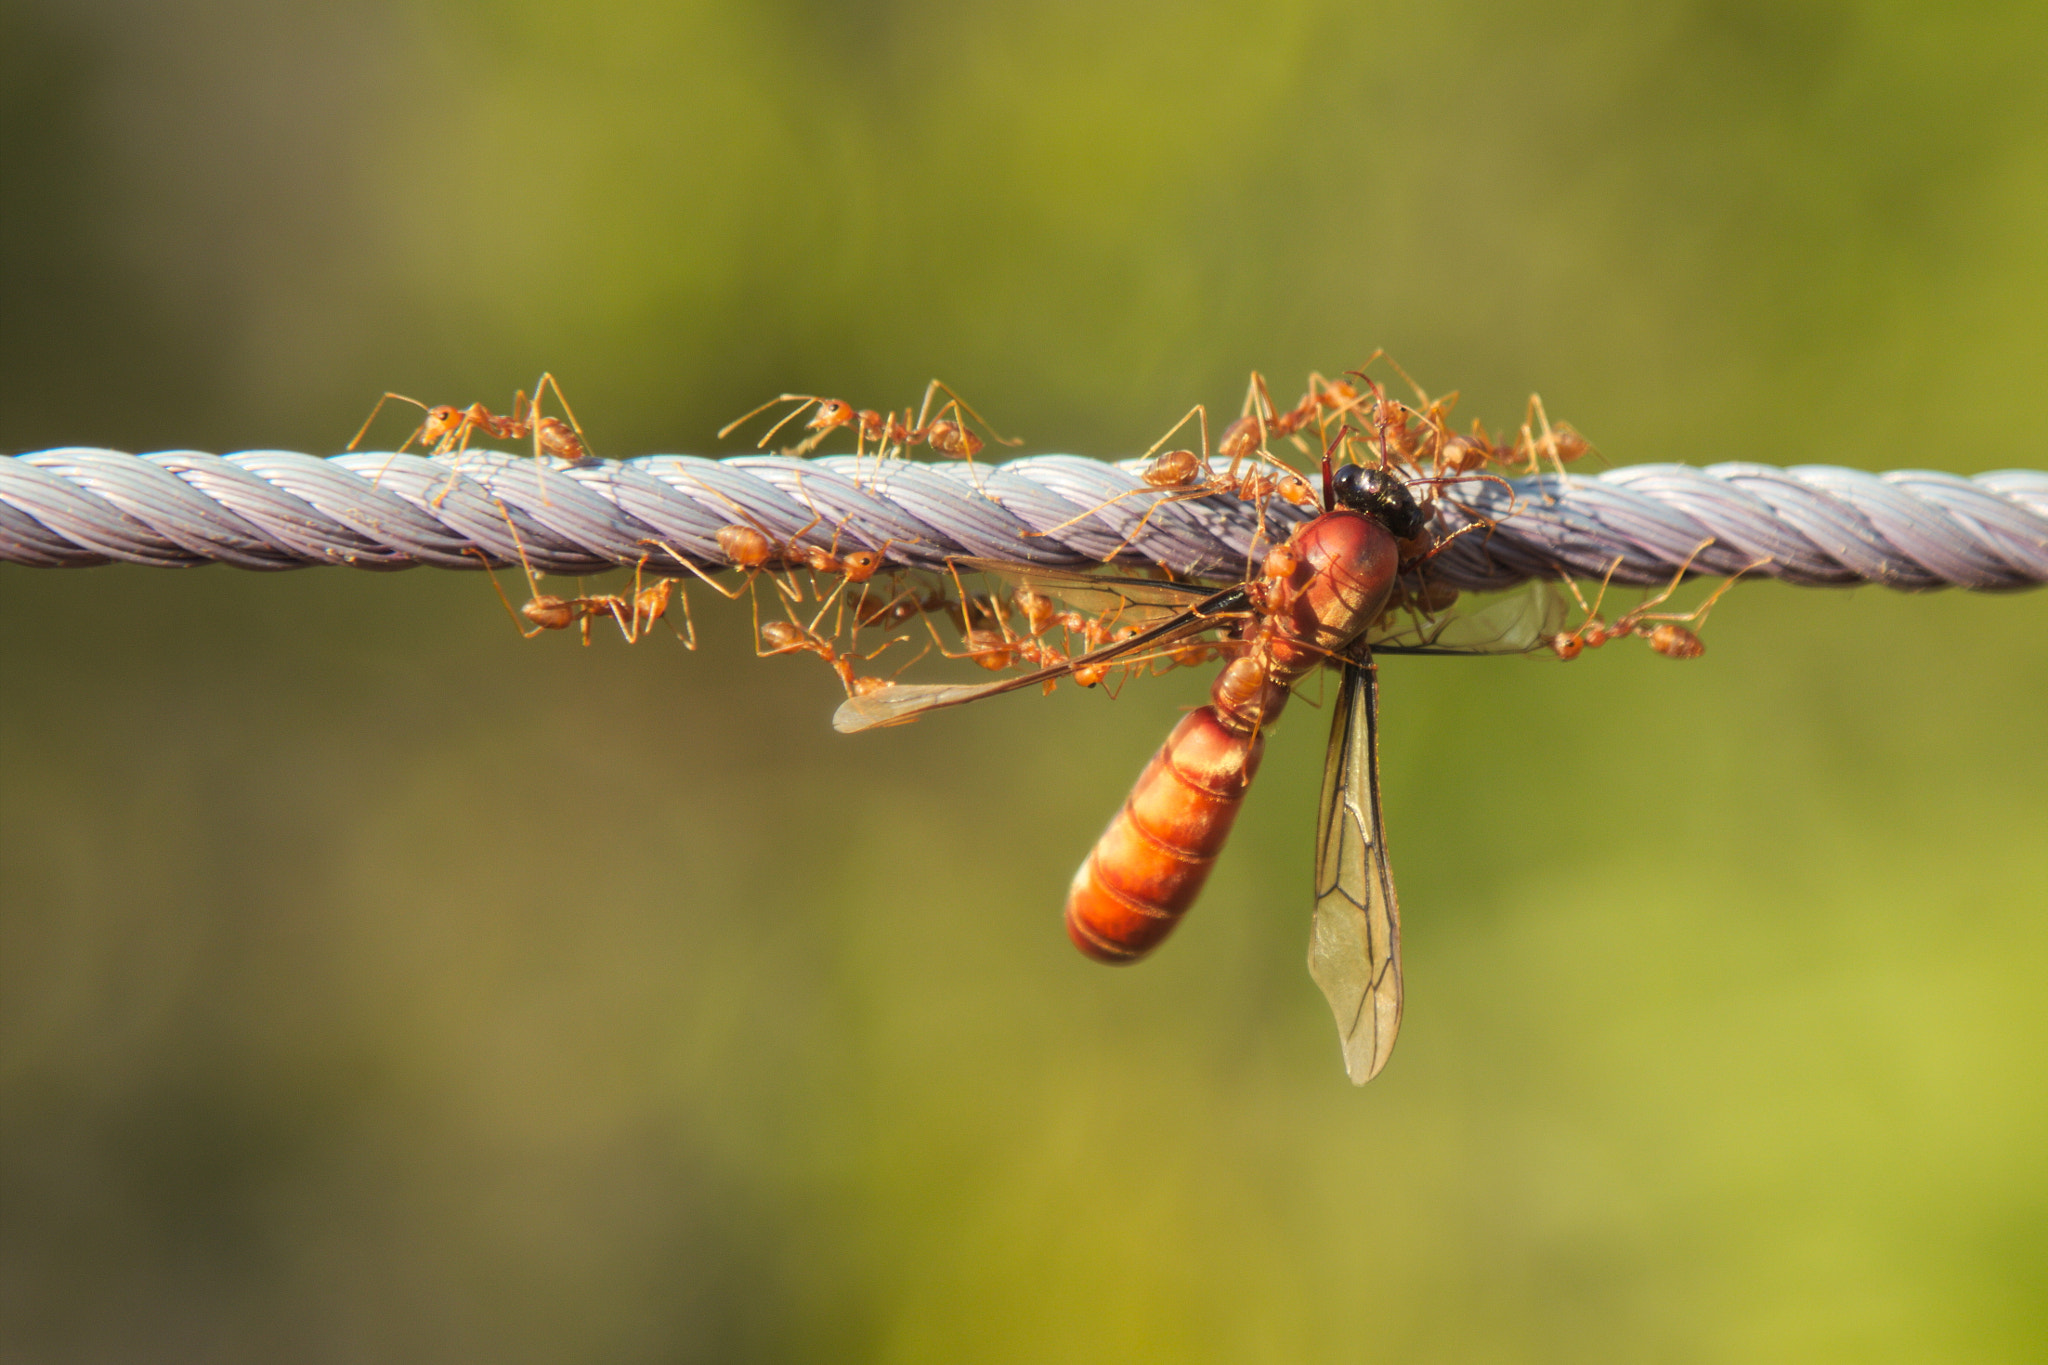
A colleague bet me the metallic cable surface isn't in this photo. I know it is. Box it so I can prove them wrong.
[2,448,2044,591]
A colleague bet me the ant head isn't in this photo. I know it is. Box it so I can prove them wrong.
[808,400,856,430]
[1331,462,1427,540]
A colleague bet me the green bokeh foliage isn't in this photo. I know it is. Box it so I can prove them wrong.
[3,1,2046,1361]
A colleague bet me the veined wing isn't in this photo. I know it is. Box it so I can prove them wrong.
[1369,580,1570,656]
[961,562,1565,660]
[1308,659,1403,1084]
[833,584,1251,732]
[951,557,1218,624]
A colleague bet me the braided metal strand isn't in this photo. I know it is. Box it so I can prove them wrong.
[2,447,2044,592]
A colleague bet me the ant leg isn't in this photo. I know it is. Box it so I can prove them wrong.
[668,580,698,649]
[1375,354,1441,414]
[473,501,564,639]
[1138,405,1212,466]
[1622,549,1770,632]
[1240,371,1280,428]
[645,537,754,601]
[1030,481,1180,540]
[1526,394,1563,480]
[803,573,854,639]
[712,395,787,441]
[469,546,552,639]
[427,412,491,508]
[747,580,781,659]
[763,397,830,451]
[347,392,431,452]
[530,372,593,464]
[349,392,436,491]
[1672,557,1773,629]
[1613,538,1716,627]
[597,559,652,644]
[915,379,1023,448]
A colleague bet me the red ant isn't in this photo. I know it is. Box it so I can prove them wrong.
[517,576,690,647]
[718,379,1020,463]
[707,512,907,662]
[1008,584,1175,687]
[1429,394,1589,483]
[473,500,698,649]
[1547,540,1766,661]
[350,372,595,466]
[349,373,596,508]
[713,522,887,588]
[751,551,927,696]
[1032,409,1319,563]
[1327,359,1588,499]
[932,577,1190,693]
[1213,369,1377,469]
[1039,368,1401,563]
[650,470,899,625]
[756,618,914,698]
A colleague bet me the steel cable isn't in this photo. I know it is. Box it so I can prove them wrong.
[3,447,2045,592]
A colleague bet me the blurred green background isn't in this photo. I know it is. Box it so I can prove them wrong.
[4,1,2047,1361]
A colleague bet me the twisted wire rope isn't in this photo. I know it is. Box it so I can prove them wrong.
[3,447,2045,593]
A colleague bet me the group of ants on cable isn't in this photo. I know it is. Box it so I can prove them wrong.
[346,362,1758,1083]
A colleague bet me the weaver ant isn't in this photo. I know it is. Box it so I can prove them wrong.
[718,379,1020,464]
[1213,369,1377,468]
[349,372,597,509]
[350,372,595,465]
[1547,539,1766,661]
[756,618,914,698]
[467,495,696,649]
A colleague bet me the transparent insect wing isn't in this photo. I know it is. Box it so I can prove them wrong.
[951,558,1214,621]
[1308,660,1403,1084]
[832,680,1004,731]
[831,584,1247,733]
[1369,580,1573,656]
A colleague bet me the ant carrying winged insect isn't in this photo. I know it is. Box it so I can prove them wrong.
[834,432,1577,1084]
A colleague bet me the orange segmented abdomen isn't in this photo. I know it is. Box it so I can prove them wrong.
[1064,706,1265,963]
